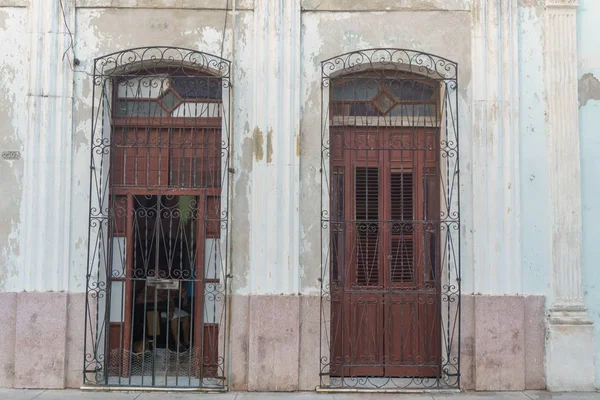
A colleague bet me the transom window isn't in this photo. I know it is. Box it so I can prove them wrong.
[116,75,222,118]
[331,74,438,118]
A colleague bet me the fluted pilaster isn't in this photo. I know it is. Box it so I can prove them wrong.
[544,0,588,323]
[544,0,595,391]
[471,0,521,294]
[249,0,301,294]
[21,0,74,291]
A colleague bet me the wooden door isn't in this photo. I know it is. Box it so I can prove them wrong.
[330,127,441,378]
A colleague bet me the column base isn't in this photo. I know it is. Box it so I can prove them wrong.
[546,307,596,392]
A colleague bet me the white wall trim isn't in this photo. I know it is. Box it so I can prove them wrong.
[249,0,301,294]
[21,0,74,291]
[544,0,595,391]
[471,0,521,295]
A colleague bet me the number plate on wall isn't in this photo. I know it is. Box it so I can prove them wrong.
[2,151,21,160]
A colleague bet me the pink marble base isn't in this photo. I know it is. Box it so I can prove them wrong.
[525,296,546,389]
[473,295,546,391]
[65,293,87,388]
[247,295,300,391]
[0,293,17,387]
[298,296,320,391]
[14,292,68,388]
[460,295,476,390]
[0,292,546,391]
[230,294,250,390]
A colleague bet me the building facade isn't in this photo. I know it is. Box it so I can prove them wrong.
[0,0,599,392]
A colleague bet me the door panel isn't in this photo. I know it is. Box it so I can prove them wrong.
[330,127,440,378]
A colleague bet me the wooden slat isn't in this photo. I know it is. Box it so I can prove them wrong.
[355,167,379,287]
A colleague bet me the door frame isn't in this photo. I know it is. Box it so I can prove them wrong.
[83,47,232,390]
[319,48,460,390]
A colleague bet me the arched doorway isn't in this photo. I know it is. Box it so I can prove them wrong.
[83,47,231,389]
[319,49,460,390]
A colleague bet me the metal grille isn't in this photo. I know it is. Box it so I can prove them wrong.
[84,47,231,389]
[319,49,460,390]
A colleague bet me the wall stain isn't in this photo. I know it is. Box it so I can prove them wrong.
[266,128,273,164]
[253,127,264,161]
[579,73,600,108]
[296,134,300,157]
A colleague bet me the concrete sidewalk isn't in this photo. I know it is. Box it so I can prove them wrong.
[1,390,600,400]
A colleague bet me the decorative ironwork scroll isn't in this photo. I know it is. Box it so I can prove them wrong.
[84,47,231,389]
[319,48,461,390]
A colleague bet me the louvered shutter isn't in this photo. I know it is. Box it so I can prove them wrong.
[355,167,379,286]
[390,171,414,284]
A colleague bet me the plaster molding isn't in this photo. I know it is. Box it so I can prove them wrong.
[544,0,586,314]
[471,0,522,294]
[249,0,301,294]
[21,0,74,291]
[543,1,595,391]
[545,0,578,8]
[548,305,593,325]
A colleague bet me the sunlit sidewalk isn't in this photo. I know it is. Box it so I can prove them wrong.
[2,389,600,400]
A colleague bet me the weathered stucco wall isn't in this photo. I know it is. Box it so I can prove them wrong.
[0,0,595,391]
[301,0,470,11]
[578,0,600,388]
[70,7,254,293]
[519,0,551,295]
[0,7,27,291]
[299,9,473,294]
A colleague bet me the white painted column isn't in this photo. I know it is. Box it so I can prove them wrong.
[21,0,74,291]
[249,0,301,294]
[471,0,521,295]
[544,0,596,391]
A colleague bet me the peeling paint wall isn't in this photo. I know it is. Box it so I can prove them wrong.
[578,0,600,388]
[301,0,469,11]
[70,7,253,292]
[0,1,588,300]
[299,10,472,293]
[519,0,550,295]
[0,7,27,291]
[0,0,596,391]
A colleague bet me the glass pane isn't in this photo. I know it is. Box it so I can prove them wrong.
[332,79,378,101]
[348,102,381,116]
[171,102,221,118]
[172,76,222,100]
[109,281,125,322]
[386,79,435,102]
[388,103,435,117]
[116,100,167,117]
[117,76,170,99]
[159,90,181,112]
[371,91,395,114]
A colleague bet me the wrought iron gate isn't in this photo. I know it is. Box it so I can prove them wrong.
[319,49,461,390]
[83,47,231,389]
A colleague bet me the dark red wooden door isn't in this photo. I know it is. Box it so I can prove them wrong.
[330,127,441,378]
